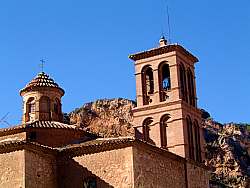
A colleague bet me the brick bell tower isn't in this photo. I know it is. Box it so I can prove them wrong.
[129,37,205,162]
[20,72,64,124]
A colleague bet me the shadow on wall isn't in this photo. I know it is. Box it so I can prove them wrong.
[58,158,114,188]
[135,128,156,146]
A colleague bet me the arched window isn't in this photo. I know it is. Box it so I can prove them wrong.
[40,96,50,113]
[159,62,171,102]
[142,117,153,142]
[27,97,35,114]
[186,116,195,160]
[179,63,188,102]
[54,98,61,115]
[194,120,202,162]
[26,97,35,122]
[187,69,195,107]
[160,115,169,148]
[141,65,154,105]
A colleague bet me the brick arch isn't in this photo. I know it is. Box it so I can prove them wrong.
[54,98,61,115]
[25,97,36,122]
[160,114,170,148]
[158,61,171,102]
[141,65,154,105]
[39,96,51,121]
[142,117,153,142]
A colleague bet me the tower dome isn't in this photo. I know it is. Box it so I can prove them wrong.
[20,72,64,123]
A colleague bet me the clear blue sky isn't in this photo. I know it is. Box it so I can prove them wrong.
[0,0,249,127]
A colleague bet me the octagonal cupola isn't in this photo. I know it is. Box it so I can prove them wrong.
[20,72,65,123]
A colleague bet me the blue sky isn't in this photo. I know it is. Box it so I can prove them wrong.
[0,0,249,126]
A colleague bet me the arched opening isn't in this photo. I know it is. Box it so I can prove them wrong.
[54,98,61,115]
[160,115,169,148]
[159,62,171,102]
[26,97,35,122]
[141,65,154,105]
[179,63,188,102]
[194,120,202,162]
[39,96,51,120]
[186,116,195,160]
[187,69,195,107]
[142,117,153,142]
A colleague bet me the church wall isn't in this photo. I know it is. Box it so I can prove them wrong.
[132,145,186,188]
[0,150,25,188]
[25,149,57,188]
[186,162,210,188]
[64,147,134,188]
[32,129,83,147]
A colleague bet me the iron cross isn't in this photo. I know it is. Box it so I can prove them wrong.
[40,59,45,72]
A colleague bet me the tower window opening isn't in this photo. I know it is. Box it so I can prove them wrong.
[160,115,169,148]
[194,120,202,162]
[141,66,154,105]
[54,98,61,114]
[159,63,171,102]
[27,98,36,113]
[179,63,188,102]
[187,69,195,107]
[142,117,153,142]
[26,97,36,122]
[187,116,195,160]
[40,96,50,113]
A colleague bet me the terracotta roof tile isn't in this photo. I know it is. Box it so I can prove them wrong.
[58,137,135,157]
[0,121,85,136]
[20,72,64,95]
[129,44,198,62]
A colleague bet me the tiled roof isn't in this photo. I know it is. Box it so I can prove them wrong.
[58,137,135,156]
[0,140,57,154]
[60,137,135,150]
[129,44,198,62]
[0,121,85,136]
[20,72,64,95]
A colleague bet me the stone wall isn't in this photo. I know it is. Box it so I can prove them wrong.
[132,145,186,188]
[133,143,209,188]
[60,147,134,188]
[0,150,25,188]
[25,149,57,188]
[187,162,210,188]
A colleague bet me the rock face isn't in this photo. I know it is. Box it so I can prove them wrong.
[204,119,250,187]
[67,98,250,187]
[67,98,135,138]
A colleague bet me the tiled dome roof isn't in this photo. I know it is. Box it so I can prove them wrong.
[20,72,64,95]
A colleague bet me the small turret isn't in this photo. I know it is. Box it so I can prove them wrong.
[20,72,64,123]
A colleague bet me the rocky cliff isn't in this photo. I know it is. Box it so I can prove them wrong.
[66,98,135,138]
[204,119,250,187]
[66,98,250,187]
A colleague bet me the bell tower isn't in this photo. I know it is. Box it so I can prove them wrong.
[129,37,205,162]
[20,72,64,123]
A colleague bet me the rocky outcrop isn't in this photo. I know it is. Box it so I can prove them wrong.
[66,98,250,187]
[67,98,135,138]
[204,119,250,187]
